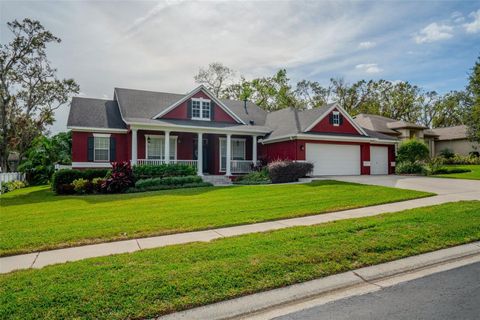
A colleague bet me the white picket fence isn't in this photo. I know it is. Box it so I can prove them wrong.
[0,172,25,193]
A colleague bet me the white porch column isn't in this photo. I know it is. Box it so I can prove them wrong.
[252,135,258,165]
[131,128,138,165]
[164,130,170,164]
[197,132,203,176]
[226,133,232,176]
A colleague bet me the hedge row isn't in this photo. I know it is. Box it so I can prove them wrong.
[133,164,196,179]
[135,175,203,189]
[52,169,109,194]
[128,182,213,193]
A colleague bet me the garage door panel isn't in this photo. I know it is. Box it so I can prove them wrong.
[306,143,360,176]
[371,146,388,175]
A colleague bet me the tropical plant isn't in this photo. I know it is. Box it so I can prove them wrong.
[102,161,134,193]
[396,139,430,164]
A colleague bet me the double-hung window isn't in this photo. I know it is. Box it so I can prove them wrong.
[94,136,110,162]
[219,138,246,171]
[191,98,211,121]
[146,136,177,160]
[332,111,340,126]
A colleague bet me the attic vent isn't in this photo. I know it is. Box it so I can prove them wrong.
[249,120,255,125]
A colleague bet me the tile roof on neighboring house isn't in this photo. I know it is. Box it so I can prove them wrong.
[67,97,127,129]
[431,125,469,141]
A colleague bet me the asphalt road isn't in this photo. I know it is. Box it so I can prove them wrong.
[275,261,480,320]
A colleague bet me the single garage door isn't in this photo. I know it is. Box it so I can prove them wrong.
[370,146,389,175]
[306,143,361,176]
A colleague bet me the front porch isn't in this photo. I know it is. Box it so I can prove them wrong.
[131,129,259,175]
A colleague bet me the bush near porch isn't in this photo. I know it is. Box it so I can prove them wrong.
[132,163,196,179]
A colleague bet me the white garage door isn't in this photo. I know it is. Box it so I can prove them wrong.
[370,146,388,175]
[306,143,360,176]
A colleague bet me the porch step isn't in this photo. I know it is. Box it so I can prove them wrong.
[201,175,232,186]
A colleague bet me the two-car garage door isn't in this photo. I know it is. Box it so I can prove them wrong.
[305,143,389,176]
[306,143,360,176]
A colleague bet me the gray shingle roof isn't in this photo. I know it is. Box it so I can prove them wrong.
[431,125,468,140]
[353,114,403,135]
[67,97,126,129]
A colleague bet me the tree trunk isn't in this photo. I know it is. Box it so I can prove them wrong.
[0,97,9,172]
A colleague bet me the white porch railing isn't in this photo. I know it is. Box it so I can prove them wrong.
[231,160,254,173]
[137,159,198,168]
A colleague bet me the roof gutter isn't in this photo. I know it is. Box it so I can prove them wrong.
[260,134,398,145]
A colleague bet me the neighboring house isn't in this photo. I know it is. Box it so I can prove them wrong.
[431,125,479,156]
[354,114,440,157]
[67,85,397,176]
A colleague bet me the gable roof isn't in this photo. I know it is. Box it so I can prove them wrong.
[431,125,469,140]
[354,114,405,135]
[67,97,127,130]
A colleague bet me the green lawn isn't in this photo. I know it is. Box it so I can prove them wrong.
[1,201,478,320]
[433,164,480,180]
[0,181,432,257]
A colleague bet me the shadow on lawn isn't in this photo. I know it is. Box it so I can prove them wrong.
[0,185,220,207]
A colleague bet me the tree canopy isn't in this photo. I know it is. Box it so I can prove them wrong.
[0,18,79,171]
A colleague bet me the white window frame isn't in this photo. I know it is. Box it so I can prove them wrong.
[332,111,340,126]
[219,137,246,172]
[93,133,110,162]
[191,98,211,121]
[145,134,178,161]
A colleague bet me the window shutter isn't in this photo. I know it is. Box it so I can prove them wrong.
[210,102,215,121]
[87,136,94,162]
[187,100,192,119]
[110,137,116,161]
[329,113,333,124]
[339,114,344,125]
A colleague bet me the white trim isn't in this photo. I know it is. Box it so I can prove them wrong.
[128,122,269,135]
[68,126,127,133]
[304,104,368,136]
[151,85,246,124]
[332,111,340,127]
[93,133,111,138]
[72,162,112,168]
[191,98,211,121]
[144,135,178,161]
[260,133,398,145]
[219,137,246,172]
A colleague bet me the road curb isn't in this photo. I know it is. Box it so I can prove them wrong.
[156,242,480,320]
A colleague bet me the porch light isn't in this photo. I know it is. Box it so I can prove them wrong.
[300,144,305,151]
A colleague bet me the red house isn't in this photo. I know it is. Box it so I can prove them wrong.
[67,85,397,176]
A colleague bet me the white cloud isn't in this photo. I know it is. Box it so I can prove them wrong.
[464,9,480,33]
[358,41,376,49]
[414,22,453,44]
[355,63,383,74]
[451,11,464,23]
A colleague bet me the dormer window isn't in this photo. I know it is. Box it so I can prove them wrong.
[332,111,340,126]
[191,98,211,121]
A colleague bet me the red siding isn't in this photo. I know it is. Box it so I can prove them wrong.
[309,108,362,135]
[162,91,237,123]
[72,131,129,164]
[360,143,370,175]
[261,140,298,162]
[388,145,396,174]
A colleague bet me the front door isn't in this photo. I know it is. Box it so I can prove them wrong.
[193,138,209,173]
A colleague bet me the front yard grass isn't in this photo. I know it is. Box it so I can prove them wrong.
[0,180,432,256]
[0,201,479,320]
[433,164,480,180]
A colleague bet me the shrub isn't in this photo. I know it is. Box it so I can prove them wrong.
[91,177,105,193]
[1,180,27,194]
[234,168,271,185]
[395,161,425,175]
[102,161,134,193]
[424,157,445,175]
[397,139,430,164]
[469,151,480,158]
[439,148,455,159]
[128,181,213,193]
[267,160,314,183]
[432,168,471,174]
[72,178,93,194]
[442,153,480,165]
[58,183,75,195]
[83,169,109,181]
[133,164,196,180]
[52,169,85,194]
[135,175,202,189]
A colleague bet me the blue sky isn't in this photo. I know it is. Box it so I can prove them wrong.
[1,0,479,133]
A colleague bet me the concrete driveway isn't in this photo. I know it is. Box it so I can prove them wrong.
[326,175,480,198]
